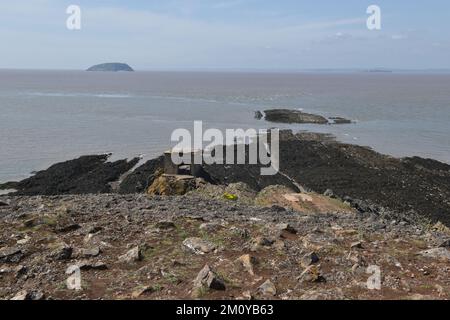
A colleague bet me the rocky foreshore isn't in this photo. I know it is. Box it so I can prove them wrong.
[1,130,450,300]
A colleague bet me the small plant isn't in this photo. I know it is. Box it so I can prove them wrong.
[223,193,238,201]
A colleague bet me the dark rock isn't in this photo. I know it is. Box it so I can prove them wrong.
[329,117,352,124]
[155,220,176,230]
[0,155,139,196]
[118,156,164,194]
[78,261,108,270]
[263,109,328,124]
[300,252,320,268]
[0,247,23,263]
[254,111,264,120]
[87,63,134,72]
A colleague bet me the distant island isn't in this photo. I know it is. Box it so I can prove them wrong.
[86,63,134,72]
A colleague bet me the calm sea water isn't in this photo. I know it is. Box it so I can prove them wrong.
[1,70,450,183]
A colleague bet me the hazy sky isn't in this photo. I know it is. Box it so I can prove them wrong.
[1,0,450,70]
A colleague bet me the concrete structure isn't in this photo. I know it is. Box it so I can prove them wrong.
[164,149,203,177]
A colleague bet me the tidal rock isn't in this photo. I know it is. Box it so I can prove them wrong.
[192,265,225,297]
[183,237,216,255]
[258,279,277,296]
[263,109,328,124]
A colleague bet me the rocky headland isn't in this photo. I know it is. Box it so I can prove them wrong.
[1,131,449,300]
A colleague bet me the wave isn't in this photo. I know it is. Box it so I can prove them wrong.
[25,92,133,99]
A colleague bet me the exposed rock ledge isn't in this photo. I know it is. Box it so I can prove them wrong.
[257,109,352,125]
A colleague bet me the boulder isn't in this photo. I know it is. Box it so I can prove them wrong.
[192,265,225,297]
[155,221,176,230]
[119,246,142,263]
[300,252,320,268]
[275,223,297,234]
[263,109,328,124]
[51,244,73,261]
[0,247,23,263]
[183,238,216,255]
[258,280,277,296]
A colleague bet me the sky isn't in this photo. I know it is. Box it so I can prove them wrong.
[1,0,450,70]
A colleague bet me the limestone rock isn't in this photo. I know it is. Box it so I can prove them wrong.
[119,246,142,263]
[258,279,277,296]
[236,254,257,276]
[183,237,216,255]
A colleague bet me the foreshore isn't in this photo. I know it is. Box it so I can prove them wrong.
[1,130,449,300]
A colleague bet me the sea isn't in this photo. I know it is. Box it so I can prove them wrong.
[1,69,450,183]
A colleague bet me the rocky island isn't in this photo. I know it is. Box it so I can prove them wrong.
[86,63,134,72]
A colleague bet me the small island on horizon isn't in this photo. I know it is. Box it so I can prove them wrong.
[86,63,134,72]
